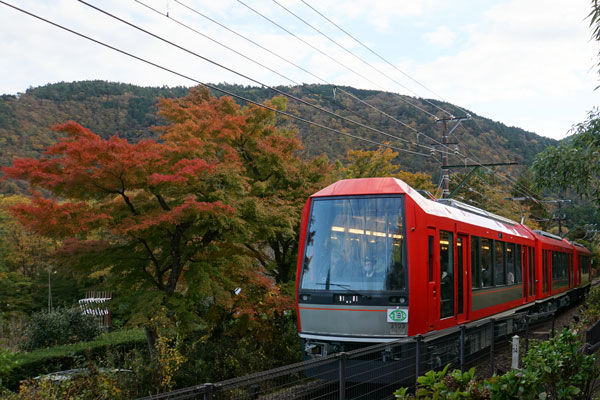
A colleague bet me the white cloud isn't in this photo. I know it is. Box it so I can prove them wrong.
[405,0,599,138]
[423,26,456,48]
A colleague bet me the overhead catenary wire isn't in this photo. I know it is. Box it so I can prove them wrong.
[236,0,441,120]
[137,0,533,198]
[77,0,445,157]
[136,0,455,156]
[272,0,454,119]
[300,0,452,107]
[0,0,430,158]
[172,0,463,157]
[449,169,552,218]
[299,0,518,173]
[446,125,542,202]
[3,0,551,206]
[167,0,533,196]
[295,1,558,206]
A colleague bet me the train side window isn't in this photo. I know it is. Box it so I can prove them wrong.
[428,236,434,282]
[495,241,506,286]
[515,244,522,284]
[542,250,549,293]
[506,243,515,284]
[471,236,481,289]
[440,231,454,319]
[481,238,492,287]
[569,254,573,284]
[532,249,536,293]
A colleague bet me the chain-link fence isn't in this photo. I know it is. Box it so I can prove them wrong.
[137,308,600,400]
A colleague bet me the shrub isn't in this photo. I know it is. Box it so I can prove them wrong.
[522,329,599,399]
[3,329,146,390]
[0,348,19,389]
[22,307,103,351]
[581,285,600,326]
[485,369,542,400]
[3,358,133,400]
[395,330,599,400]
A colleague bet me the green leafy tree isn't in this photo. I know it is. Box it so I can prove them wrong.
[532,109,600,205]
[341,146,435,191]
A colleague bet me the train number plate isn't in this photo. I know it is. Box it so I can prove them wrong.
[334,294,360,304]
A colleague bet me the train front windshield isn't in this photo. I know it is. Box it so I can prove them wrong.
[300,196,407,292]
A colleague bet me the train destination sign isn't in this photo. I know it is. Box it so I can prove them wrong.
[387,308,409,323]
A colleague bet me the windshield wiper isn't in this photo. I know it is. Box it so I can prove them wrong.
[315,282,370,299]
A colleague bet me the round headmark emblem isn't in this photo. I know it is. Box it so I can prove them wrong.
[387,308,408,323]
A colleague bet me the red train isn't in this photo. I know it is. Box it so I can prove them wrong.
[296,177,592,357]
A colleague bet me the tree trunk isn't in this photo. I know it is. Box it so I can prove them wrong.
[145,325,158,358]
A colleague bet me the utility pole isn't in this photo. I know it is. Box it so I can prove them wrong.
[436,116,470,198]
[505,196,537,224]
[540,199,571,237]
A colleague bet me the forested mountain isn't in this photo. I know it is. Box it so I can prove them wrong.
[0,80,556,193]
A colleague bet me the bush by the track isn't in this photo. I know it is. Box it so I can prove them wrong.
[1,328,146,390]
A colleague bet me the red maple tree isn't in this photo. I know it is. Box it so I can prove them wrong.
[2,87,326,346]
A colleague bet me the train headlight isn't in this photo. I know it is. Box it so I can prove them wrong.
[300,294,311,302]
[389,296,407,304]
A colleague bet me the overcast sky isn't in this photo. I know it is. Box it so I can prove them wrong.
[0,0,598,140]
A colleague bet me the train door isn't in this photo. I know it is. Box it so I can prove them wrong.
[435,231,469,329]
[525,246,536,302]
[427,228,437,329]
[439,231,454,323]
[456,235,469,323]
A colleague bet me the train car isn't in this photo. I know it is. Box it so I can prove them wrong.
[296,177,590,358]
[528,230,577,309]
[575,242,593,287]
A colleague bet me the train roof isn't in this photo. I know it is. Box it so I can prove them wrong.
[530,230,572,249]
[573,242,592,255]
[311,177,415,197]
[311,178,533,240]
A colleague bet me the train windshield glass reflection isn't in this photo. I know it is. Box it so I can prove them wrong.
[300,196,406,291]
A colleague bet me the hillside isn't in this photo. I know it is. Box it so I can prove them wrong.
[0,80,556,193]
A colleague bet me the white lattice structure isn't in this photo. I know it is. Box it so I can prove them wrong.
[78,291,112,330]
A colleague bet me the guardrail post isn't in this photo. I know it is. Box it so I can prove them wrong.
[338,352,347,400]
[249,384,259,400]
[511,335,520,370]
[525,315,530,354]
[415,335,422,389]
[582,342,591,356]
[489,318,495,376]
[203,383,213,400]
[460,325,466,373]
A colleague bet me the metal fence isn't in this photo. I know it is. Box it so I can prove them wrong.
[136,308,592,400]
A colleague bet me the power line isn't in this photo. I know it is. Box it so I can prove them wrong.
[172,0,462,156]
[0,0,431,158]
[300,0,509,166]
[291,2,553,205]
[297,0,527,189]
[236,0,440,120]
[80,0,450,158]
[272,0,454,119]
[299,0,452,106]
[3,0,547,206]
[136,0,452,156]
[135,1,299,88]
[297,1,520,174]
